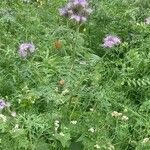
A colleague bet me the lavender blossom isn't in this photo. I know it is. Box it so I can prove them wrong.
[58,7,68,16]
[145,17,150,24]
[58,0,92,23]
[72,0,88,7]
[18,42,35,58]
[0,99,6,109]
[70,14,81,22]
[103,35,121,48]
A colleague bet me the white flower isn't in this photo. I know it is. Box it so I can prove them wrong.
[111,111,122,117]
[54,123,59,127]
[54,127,58,131]
[54,120,59,127]
[0,114,7,122]
[145,17,150,24]
[90,108,94,112]
[88,127,95,133]
[54,122,59,126]
[142,138,149,144]
[121,116,129,121]
[59,132,65,136]
[12,124,20,132]
[14,124,19,129]
[108,144,115,150]
[70,120,77,124]
[79,61,86,65]
[54,120,60,131]
[94,144,100,149]
[11,111,16,117]
[55,120,59,124]
[61,89,69,95]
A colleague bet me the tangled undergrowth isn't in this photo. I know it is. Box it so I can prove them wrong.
[0,0,150,149]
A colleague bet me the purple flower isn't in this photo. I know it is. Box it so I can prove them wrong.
[145,17,150,24]
[18,42,35,58]
[58,0,92,23]
[103,35,121,48]
[59,7,68,16]
[0,99,6,109]
[70,14,87,22]
[72,0,88,7]
[70,14,81,22]
[66,2,73,9]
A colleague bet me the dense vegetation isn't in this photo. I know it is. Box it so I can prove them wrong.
[0,0,150,149]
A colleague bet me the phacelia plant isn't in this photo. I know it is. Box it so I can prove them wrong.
[59,0,92,22]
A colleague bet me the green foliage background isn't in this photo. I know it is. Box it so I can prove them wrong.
[0,0,150,149]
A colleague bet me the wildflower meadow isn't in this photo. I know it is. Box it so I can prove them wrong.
[0,0,150,149]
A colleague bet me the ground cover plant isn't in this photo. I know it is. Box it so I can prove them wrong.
[0,0,150,149]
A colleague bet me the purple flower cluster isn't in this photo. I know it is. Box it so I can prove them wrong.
[0,99,6,109]
[59,0,92,22]
[18,42,35,58]
[103,35,121,48]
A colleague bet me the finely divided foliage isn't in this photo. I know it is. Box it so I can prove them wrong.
[0,0,150,150]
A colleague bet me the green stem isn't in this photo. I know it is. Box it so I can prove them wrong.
[71,24,81,68]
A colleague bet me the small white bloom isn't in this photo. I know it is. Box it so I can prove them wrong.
[145,17,150,24]
[70,120,77,124]
[0,114,7,122]
[55,127,58,131]
[90,108,94,112]
[54,120,60,131]
[54,122,59,127]
[94,144,100,149]
[61,89,69,95]
[55,120,59,124]
[108,144,115,150]
[54,120,59,126]
[111,111,122,117]
[12,124,20,132]
[59,132,65,136]
[11,111,16,117]
[14,124,19,129]
[142,138,149,144]
[88,127,95,133]
[79,61,86,65]
[121,116,129,121]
